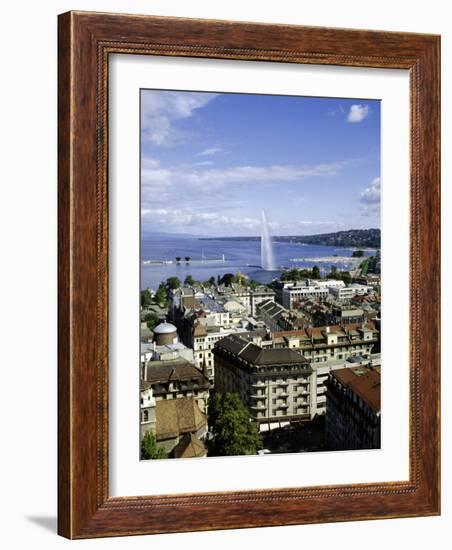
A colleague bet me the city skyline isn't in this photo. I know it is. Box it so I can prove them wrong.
[141,90,380,237]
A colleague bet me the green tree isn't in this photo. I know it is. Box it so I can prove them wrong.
[154,283,167,306]
[281,268,300,282]
[166,276,181,290]
[207,392,263,456]
[327,265,338,279]
[143,312,159,331]
[185,256,191,262]
[341,271,352,284]
[184,275,195,286]
[311,265,321,279]
[352,249,364,258]
[219,273,235,287]
[248,279,258,290]
[141,432,167,460]
[233,271,247,285]
[140,289,152,308]
[360,257,370,276]
[175,256,181,262]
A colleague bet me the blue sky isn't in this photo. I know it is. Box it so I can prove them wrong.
[141,90,380,237]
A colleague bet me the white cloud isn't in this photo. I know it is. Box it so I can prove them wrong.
[141,207,347,235]
[141,157,160,169]
[141,91,218,146]
[141,160,349,194]
[198,147,224,156]
[360,177,381,216]
[347,104,370,123]
[193,161,214,167]
[181,161,349,189]
[140,159,354,232]
[141,208,261,232]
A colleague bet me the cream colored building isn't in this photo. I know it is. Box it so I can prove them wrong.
[272,322,379,363]
[214,334,314,429]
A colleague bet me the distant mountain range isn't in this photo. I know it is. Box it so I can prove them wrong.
[200,229,381,249]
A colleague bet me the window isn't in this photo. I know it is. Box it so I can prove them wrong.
[143,410,149,422]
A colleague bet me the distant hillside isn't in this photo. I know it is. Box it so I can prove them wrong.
[200,229,380,249]
[283,229,380,248]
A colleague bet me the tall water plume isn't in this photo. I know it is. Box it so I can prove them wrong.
[261,210,275,270]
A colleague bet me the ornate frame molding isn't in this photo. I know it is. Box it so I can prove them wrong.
[58,11,440,538]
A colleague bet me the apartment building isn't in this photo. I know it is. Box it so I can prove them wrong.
[272,322,379,363]
[213,334,314,429]
[325,366,381,450]
[142,358,210,414]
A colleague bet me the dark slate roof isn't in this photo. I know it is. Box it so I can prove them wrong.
[216,334,309,366]
[144,359,209,387]
[257,299,286,318]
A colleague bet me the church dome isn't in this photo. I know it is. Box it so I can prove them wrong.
[153,321,177,335]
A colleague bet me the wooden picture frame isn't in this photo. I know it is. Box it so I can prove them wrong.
[58,11,440,538]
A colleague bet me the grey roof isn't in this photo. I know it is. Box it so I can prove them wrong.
[144,359,210,389]
[216,334,309,366]
[257,299,286,318]
[153,321,177,334]
[196,293,226,313]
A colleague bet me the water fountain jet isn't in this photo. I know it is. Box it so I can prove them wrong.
[261,210,275,271]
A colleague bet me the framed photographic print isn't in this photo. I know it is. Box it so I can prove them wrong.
[58,11,440,538]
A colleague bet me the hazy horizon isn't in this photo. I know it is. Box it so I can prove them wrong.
[141,227,381,239]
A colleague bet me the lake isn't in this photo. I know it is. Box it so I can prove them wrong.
[141,234,373,290]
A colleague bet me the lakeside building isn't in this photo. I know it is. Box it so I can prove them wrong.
[154,397,207,457]
[325,366,381,450]
[272,322,379,363]
[306,279,346,289]
[213,334,314,429]
[274,281,330,308]
[142,358,210,414]
[274,279,375,309]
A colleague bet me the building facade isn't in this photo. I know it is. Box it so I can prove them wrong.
[272,322,379,363]
[214,334,314,429]
[142,358,210,414]
[140,380,157,438]
[325,366,381,450]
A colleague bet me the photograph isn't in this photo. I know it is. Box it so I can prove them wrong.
[139,89,382,460]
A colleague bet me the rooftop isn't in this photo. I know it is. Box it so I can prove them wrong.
[155,398,207,440]
[172,432,207,459]
[331,366,381,412]
[144,358,210,387]
[215,334,310,367]
[273,321,378,343]
[153,321,177,334]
